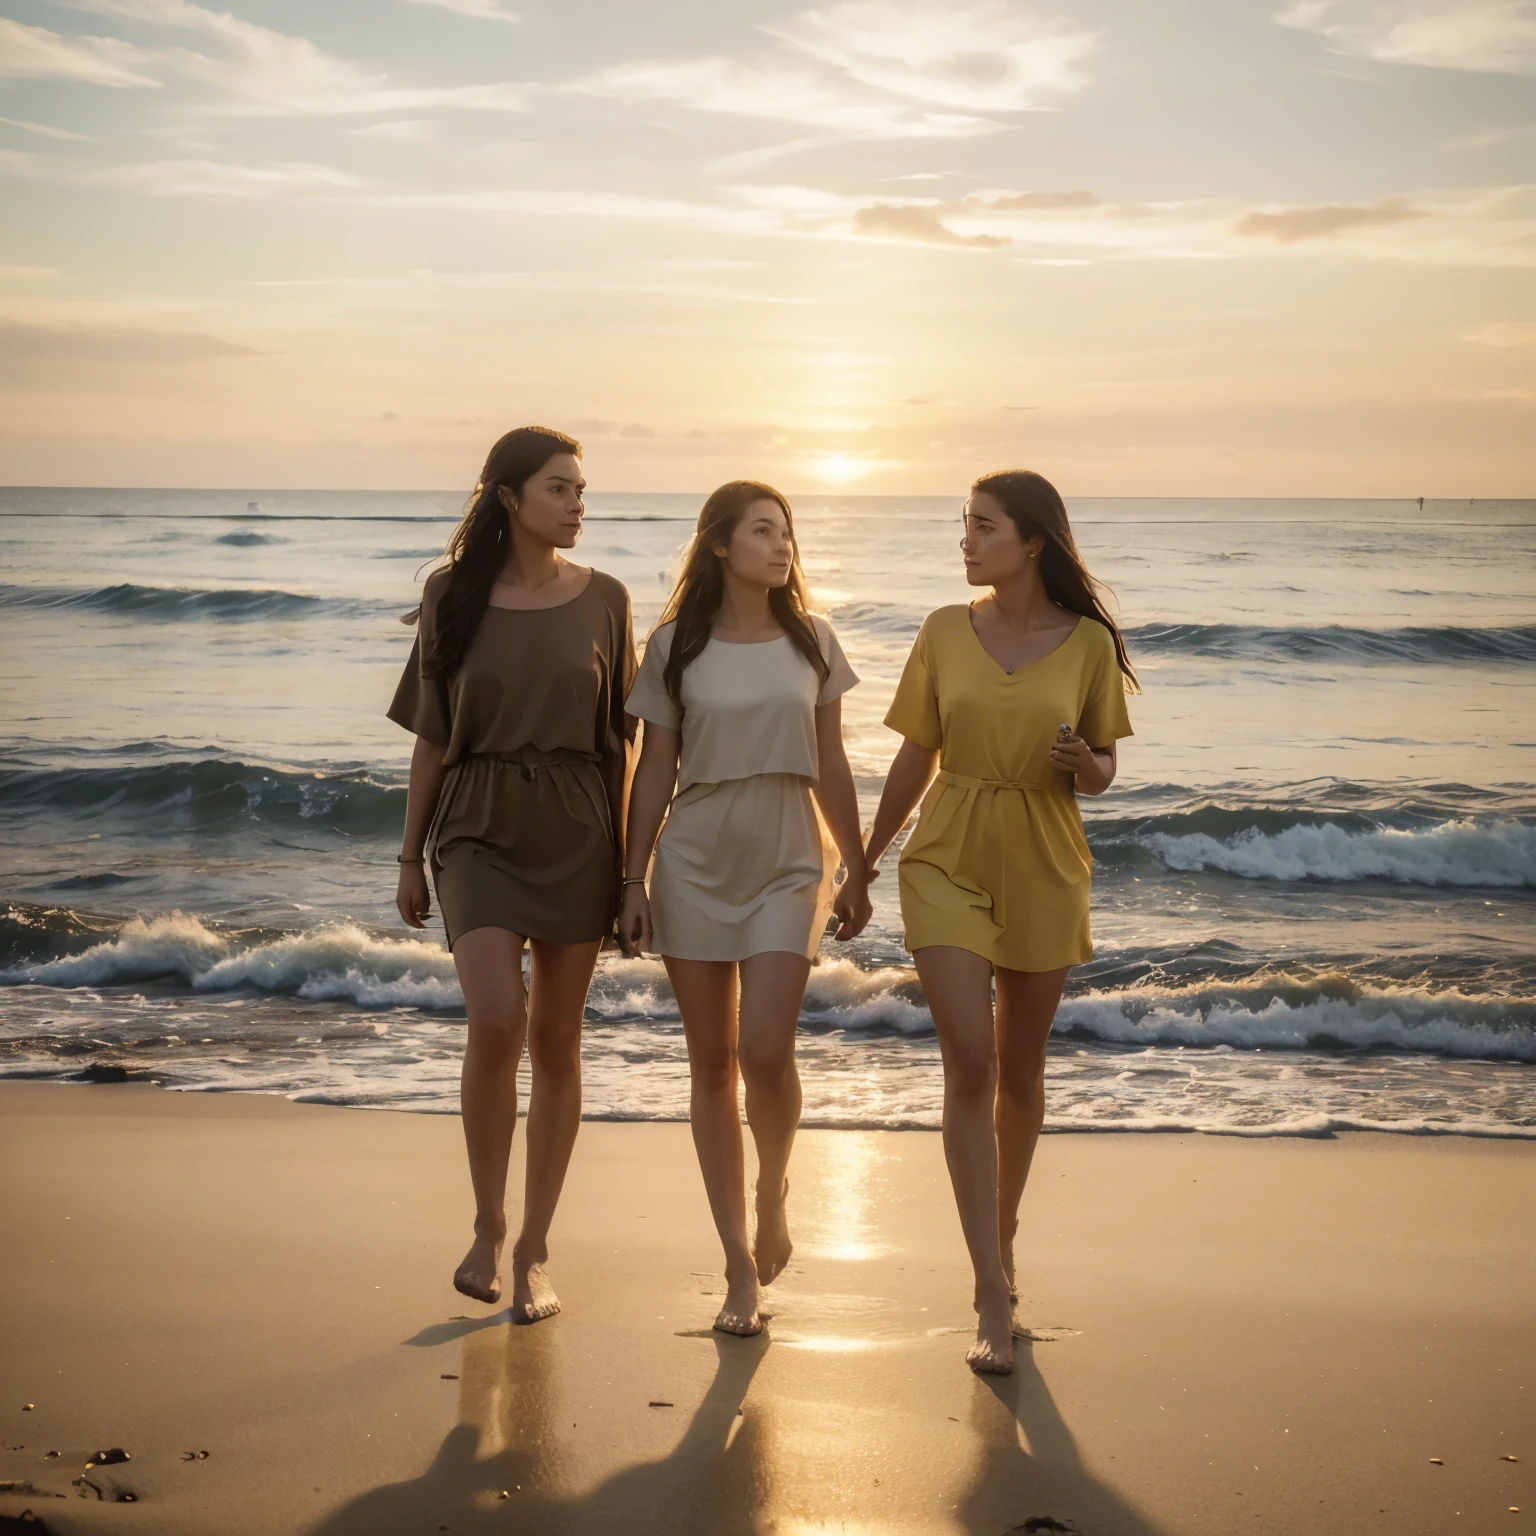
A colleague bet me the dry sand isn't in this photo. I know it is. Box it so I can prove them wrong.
[0,1081,1530,1534]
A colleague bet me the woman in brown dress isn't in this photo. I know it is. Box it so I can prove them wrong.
[389,426,636,1319]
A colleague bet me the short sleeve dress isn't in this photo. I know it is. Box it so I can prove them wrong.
[884,606,1133,972]
[387,569,637,949]
[625,616,858,961]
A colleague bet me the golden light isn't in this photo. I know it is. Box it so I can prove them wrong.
[812,453,869,485]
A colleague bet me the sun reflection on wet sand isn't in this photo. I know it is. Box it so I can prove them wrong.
[795,1128,888,1262]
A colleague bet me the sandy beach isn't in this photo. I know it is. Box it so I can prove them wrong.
[0,1083,1528,1534]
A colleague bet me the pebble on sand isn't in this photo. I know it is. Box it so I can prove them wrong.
[85,1449,129,1468]
[1430,1458,1444,1465]
[1503,1456,1521,1463]
[20,1406,32,1413]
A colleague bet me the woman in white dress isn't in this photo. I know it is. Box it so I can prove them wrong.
[619,481,871,1335]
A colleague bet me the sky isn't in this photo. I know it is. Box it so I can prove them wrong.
[0,0,1533,495]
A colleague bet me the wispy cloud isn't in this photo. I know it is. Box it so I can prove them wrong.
[0,114,94,141]
[1276,1,1536,75]
[0,317,257,364]
[402,0,520,20]
[59,0,527,115]
[1233,194,1429,241]
[767,1,1096,111]
[90,157,363,197]
[573,2,1094,142]
[1459,319,1536,345]
[349,119,437,139]
[0,15,159,87]
[850,201,1007,247]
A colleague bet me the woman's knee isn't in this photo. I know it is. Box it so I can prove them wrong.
[690,1046,738,1096]
[465,1005,525,1068]
[526,1022,581,1083]
[997,1050,1046,1104]
[738,1038,794,1094]
[943,1037,997,1102]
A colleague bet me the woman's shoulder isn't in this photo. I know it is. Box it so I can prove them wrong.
[1074,613,1119,662]
[916,604,970,642]
[415,565,452,627]
[585,566,630,608]
[640,618,677,658]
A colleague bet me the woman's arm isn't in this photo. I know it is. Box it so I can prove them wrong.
[864,737,940,879]
[616,720,681,957]
[396,734,447,928]
[1049,737,1118,795]
[812,697,872,940]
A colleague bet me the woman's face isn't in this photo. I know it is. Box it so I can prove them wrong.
[717,498,794,589]
[961,490,1043,587]
[500,452,586,549]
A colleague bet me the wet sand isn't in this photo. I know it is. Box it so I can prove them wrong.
[0,1081,1530,1534]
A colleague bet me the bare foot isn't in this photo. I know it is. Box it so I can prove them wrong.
[509,1240,561,1325]
[967,1287,1015,1375]
[753,1178,793,1286]
[713,1262,764,1337]
[453,1221,505,1305]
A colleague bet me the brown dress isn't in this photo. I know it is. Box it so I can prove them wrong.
[387,569,637,948]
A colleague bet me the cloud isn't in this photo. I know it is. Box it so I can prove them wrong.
[618,423,656,438]
[60,0,528,114]
[973,188,1099,210]
[1233,194,1429,241]
[0,15,159,86]
[851,201,1008,247]
[1276,1,1536,75]
[0,115,93,141]
[1459,320,1536,345]
[402,0,520,19]
[767,1,1097,112]
[88,157,362,197]
[573,2,1093,142]
[572,55,990,138]
[0,317,257,365]
[349,119,436,139]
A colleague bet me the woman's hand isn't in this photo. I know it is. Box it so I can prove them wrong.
[396,861,431,928]
[831,866,873,941]
[1050,732,1115,795]
[617,882,652,958]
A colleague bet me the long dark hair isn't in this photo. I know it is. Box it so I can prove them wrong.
[972,469,1139,689]
[408,426,581,680]
[657,480,829,710]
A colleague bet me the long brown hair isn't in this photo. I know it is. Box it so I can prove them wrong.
[971,469,1139,689]
[408,426,581,680]
[657,480,829,710]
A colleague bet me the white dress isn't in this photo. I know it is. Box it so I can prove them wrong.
[625,616,859,961]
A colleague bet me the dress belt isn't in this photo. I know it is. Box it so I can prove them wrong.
[937,768,1057,792]
[463,747,602,781]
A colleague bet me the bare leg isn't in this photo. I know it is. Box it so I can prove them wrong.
[665,957,762,1336]
[914,945,1014,1374]
[509,937,602,1324]
[736,950,810,1286]
[451,926,529,1304]
[994,965,1068,1299]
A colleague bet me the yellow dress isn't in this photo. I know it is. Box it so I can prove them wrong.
[884,606,1133,972]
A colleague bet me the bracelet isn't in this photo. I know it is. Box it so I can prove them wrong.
[621,876,646,886]
[397,855,425,864]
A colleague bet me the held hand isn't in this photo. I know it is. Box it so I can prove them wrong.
[831,869,873,941]
[1049,732,1110,793]
[396,862,431,929]
[617,883,652,958]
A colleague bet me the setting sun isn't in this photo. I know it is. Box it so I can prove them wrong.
[813,454,870,485]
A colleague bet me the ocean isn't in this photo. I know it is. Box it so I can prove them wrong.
[2,488,1533,1137]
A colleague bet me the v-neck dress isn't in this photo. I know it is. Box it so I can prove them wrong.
[884,605,1133,971]
[387,569,637,949]
[625,617,858,962]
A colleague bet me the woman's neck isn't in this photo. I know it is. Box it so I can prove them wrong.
[987,565,1054,629]
[498,525,561,590]
[714,569,777,636]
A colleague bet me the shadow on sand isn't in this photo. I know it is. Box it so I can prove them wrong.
[959,1342,1169,1536]
[307,1321,767,1536]
[309,1322,1165,1536]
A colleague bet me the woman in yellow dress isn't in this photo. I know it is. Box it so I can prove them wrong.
[864,469,1136,1375]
